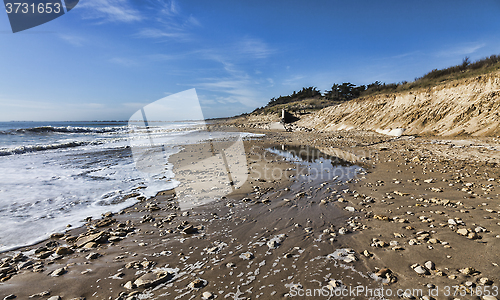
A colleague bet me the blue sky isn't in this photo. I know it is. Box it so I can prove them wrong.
[1,0,500,121]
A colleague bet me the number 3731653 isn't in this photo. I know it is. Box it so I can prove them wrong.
[5,2,61,14]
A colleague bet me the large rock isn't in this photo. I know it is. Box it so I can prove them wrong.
[76,232,108,248]
[55,247,74,255]
[133,271,171,288]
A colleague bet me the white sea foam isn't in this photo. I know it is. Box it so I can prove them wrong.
[0,121,262,252]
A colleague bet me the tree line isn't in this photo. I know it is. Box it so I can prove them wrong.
[264,54,500,109]
[266,81,395,107]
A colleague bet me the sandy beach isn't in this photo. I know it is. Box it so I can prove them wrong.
[0,125,499,300]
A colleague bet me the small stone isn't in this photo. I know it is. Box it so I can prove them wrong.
[413,265,429,275]
[239,252,254,260]
[457,228,469,236]
[28,291,50,298]
[345,206,355,212]
[50,267,66,277]
[460,267,476,275]
[47,297,61,300]
[124,281,135,289]
[83,242,97,249]
[266,240,279,249]
[424,261,435,270]
[55,247,74,255]
[188,278,206,289]
[468,232,479,240]
[181,225,196,234]
[338,227,349,235]
[18,260,33,270]
[3,295,16,300]
[86,252,100,260]
[475,226,486,233]
[50,233,64,239]
[202,291,213,299]
[479,277,492,285]
[375,268,391,277]
[482,296,498,300]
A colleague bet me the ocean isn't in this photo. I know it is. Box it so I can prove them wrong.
[0,121,210,252]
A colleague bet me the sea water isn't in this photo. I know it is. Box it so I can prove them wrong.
[0,121,226,252]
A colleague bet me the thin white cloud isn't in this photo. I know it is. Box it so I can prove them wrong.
[109,57,139,66]
[134,0,200,41]
[282,75,306,87]
[134,28,188,40]
[58,34,85,46]
[235,37,274,59]
[77,0,142,23]
[195,78,261,107]
[436,42,486,57]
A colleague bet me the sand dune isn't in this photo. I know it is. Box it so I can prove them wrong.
[298,71,500,136]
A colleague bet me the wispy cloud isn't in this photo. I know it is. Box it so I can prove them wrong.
[58,34,86,46]
[436,42,486,57]
[391,50,422,59]
[109,57,139,67]
[134,0,200,41]
[235,37,274,59]
[282,75,306,87]
[77,0,142,23]
[134,28,188,39]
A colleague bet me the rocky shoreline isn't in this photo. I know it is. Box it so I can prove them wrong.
[1,127,500,300]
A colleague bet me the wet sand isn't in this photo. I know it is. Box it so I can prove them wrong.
[1,127,499,300]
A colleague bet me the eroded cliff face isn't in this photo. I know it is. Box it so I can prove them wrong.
[297,72,500,136]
